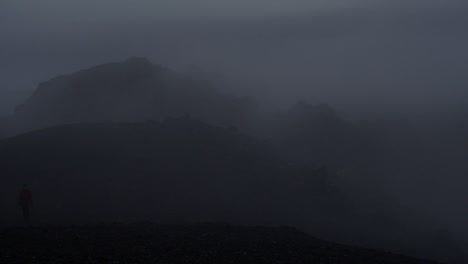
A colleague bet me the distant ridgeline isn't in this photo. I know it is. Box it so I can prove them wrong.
[0,57,351,159]
[0,57,254,137]
[0,57,353,167]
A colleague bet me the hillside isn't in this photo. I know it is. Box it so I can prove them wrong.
[0,118,337,225]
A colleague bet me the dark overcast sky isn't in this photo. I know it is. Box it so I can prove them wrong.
[1,0,468,115]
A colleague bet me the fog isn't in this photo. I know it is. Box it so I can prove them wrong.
[2,1,468,115]
[1,0,468,262]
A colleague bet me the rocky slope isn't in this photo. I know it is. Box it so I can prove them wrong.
[0,223,440,264]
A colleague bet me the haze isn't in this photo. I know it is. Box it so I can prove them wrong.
[2,0,468,115]
[1,0,468,262]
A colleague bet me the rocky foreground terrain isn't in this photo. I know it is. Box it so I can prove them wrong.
[0,223,439,264]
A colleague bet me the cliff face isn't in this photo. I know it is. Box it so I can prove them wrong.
[11,58,254,134]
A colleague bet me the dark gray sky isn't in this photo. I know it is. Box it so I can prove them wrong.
[1,0,468,115]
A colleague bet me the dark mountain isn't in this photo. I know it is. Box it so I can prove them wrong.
[0,118,339,225]
[1,58,466,262]
[7,57,255,136]
[0,223,439,264]
[0,118,462,262]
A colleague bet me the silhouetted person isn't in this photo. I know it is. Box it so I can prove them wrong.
[18,184,32,223]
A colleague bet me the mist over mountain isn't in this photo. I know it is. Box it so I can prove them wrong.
[5,57,254,135]
[2,4,468,117]
[2,0,468,263]
[1,58,468,262]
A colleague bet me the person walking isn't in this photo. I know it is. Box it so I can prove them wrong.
[19,184,33,223]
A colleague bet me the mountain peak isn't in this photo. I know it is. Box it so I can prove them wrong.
[9,58,253,134]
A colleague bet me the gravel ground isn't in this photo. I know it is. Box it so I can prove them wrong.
[0,223,440,264]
